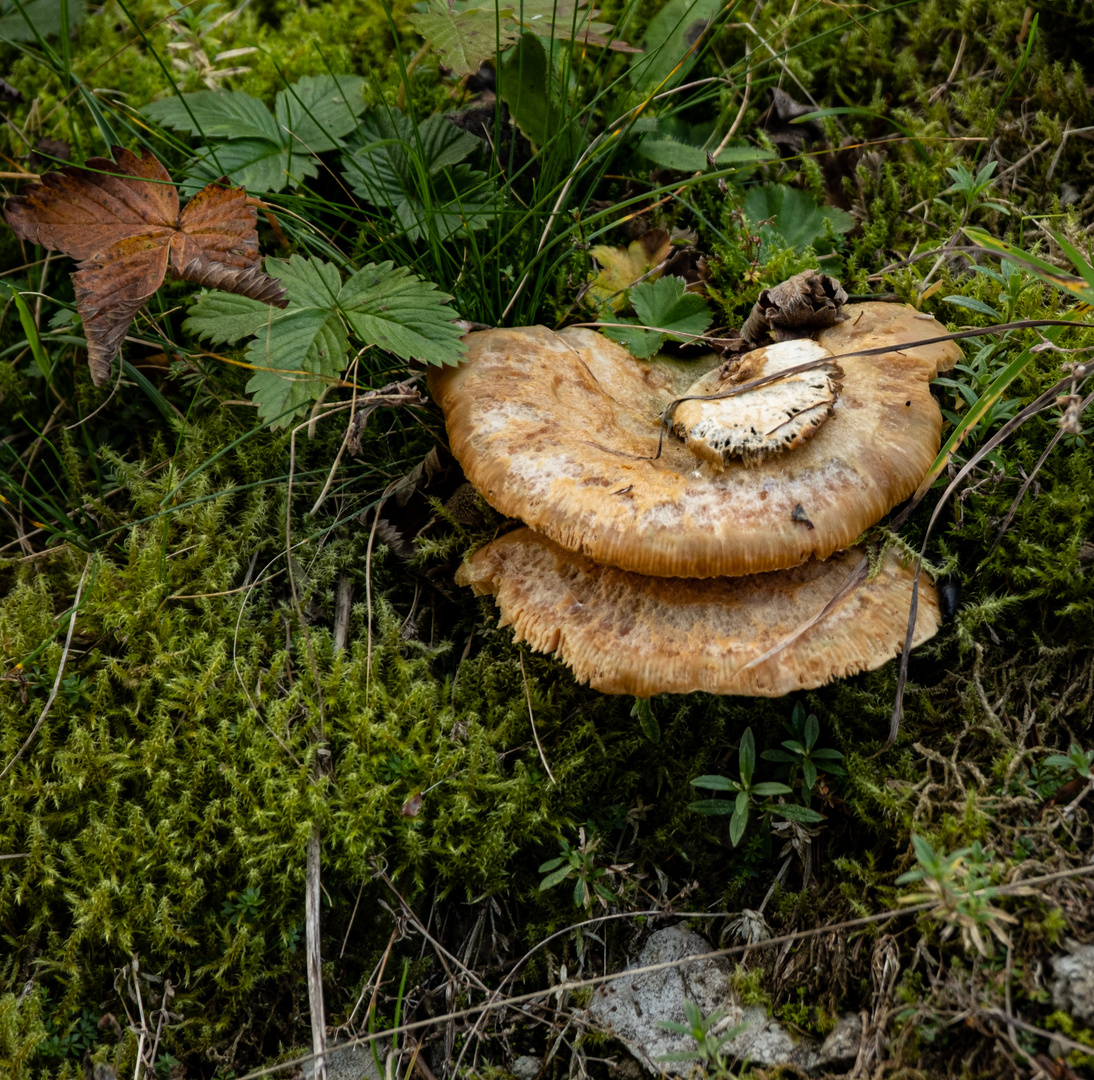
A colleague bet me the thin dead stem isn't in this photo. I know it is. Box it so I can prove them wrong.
[520,650,556,785]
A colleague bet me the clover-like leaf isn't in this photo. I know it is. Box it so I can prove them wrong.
[343,110,492,240]
[603,274,711,359]
[143,75,367,194]
[338,262,466,368]
[185,255,465,426]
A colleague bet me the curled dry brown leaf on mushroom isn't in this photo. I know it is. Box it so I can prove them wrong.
[740,268,849,345]
[429,276,962,699]
[4,146,287,385]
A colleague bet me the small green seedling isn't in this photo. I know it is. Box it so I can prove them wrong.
[656,997,748,1077]
[760,704,845,808]
[690,727,823,846]
[897,836,1020,958]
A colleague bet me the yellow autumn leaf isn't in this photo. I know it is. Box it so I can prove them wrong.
[587,229,672,311]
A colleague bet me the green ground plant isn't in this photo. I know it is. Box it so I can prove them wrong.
[0,1,1093,1078]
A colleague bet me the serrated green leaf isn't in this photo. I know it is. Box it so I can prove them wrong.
[604,275,711,358]
[418,113,482,171]
[246,259,349,428]
[270,254,343,309]
[186,256,460,424]
[274,74,367,153]
[187,257,347,428]
[409,0,629,75]
[179,138,298,196]
[183,292,277,346]
[244,306,347,428]
[143,90,281,141]
[344,109,415,207]
[144,76,364,194]
[393,164,496,240]
[631,276,711,340]
[0,0,85,41]
[407,2,521,76]
[600,323,662,359]
[344,111,491,239]
[743,184,854,254]
[338,262,466,367]
[511,0,624,45]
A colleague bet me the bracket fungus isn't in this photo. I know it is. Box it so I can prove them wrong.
[430,291,960,697]
[457,529,940,697]
[429,302,960,579]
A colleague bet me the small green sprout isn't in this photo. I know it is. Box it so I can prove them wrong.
[690,727,824,846]
[538,827,630,910]
[760,704,845,807]
[897,836,1023,958]
[656,998,748,1077]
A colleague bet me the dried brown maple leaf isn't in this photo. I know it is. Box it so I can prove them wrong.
[4,145,287,385]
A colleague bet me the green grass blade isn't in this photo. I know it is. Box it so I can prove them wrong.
[4,286,52,382]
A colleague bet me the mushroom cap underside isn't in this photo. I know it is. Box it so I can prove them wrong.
[457,528,941,698]
[430,303,962,578]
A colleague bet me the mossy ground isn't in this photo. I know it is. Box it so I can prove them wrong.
[2,2,1094,1078]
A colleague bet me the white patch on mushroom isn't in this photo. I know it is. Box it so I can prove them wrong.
[672,340,842,468]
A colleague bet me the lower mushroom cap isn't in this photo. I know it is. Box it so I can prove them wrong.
[429,302,961,578]
[458,527,941,697]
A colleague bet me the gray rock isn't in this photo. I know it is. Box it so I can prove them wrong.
[815,1013,862,1072]
[1051,943,1094,1026]
[302,1039,382,1080]
[511,1054,541,1079]
[585,924,819,1074]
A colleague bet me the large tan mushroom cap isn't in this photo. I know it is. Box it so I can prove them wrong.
[458,528,941,697]
[429,302,961,578]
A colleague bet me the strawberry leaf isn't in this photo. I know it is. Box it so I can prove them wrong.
[185,255,465,426]
[343,110,493,240]
[338,262,466,367]
[603,275,711,359]
[143,75,366,194]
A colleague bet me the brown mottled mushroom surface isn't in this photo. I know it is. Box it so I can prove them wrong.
[429,303,960,578]
[458,528,941,697]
